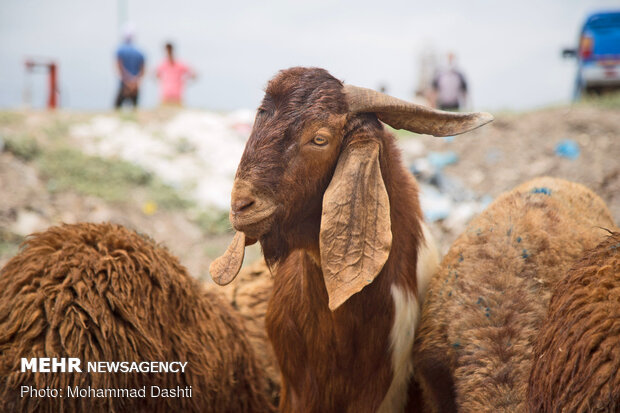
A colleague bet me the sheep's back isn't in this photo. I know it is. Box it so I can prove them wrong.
[414,177,615,413]
[527,231,620,413]
[0,223,274,413]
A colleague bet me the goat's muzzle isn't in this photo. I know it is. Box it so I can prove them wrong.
[230,179,277,239]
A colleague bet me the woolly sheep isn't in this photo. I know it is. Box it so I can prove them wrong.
[0,223,275,413]
[528,231,620,413]
[413,177,615,413]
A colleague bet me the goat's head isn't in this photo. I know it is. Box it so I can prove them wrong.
[211,67,492,310]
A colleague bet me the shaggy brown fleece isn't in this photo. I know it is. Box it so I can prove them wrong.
[413,177,615,413]
[528,231,620,413]
[0,223,275,413]
[213,258,281,404]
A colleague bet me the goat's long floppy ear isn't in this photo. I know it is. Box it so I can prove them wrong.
[344,85,493,136]
[320,140,391,311]
[210,231,246,285]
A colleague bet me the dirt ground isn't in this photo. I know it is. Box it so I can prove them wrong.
[416,104,620,250]
[0,149,232,278]
[1,103,618,276]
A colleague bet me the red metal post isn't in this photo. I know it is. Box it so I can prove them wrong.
[24,59,58,109]
[48,63,57,109]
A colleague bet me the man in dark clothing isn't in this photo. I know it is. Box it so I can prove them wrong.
[114,27,145,109]
[431,52,468,111]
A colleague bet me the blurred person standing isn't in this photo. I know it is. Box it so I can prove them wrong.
[431,52,468,111]
[156,42,196,106]
[413,46,438,106]
[114,24,145,109]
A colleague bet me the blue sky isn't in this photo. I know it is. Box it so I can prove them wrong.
[1,0,618,111]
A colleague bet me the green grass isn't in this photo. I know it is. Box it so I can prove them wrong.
[119,111,139,123]
[578,91,620,109]
[0,110,241,237]
[3,134,40,161]
[5,128,229,235]
[1,113,192,210]
[37,147,190,209]
[0,229,24,259]
[33,145,230,234]
[42,119,71,141]
[194,209,233,234]
[0,111,26,127]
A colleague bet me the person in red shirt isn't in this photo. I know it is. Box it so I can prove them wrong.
[156,42,196,105]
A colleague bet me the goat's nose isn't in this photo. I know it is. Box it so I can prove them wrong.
[231,196,255,215]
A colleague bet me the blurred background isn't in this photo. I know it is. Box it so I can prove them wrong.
[1,0,618,110]
[1,0,619,279]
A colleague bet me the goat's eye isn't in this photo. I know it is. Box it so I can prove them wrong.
[312,135,328,146]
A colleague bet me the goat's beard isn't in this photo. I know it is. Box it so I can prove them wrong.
[259,226,289,266]
[259,212,322,272]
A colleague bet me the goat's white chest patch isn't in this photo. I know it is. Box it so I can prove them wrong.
[416,222,440,304]
[377,223,439,412]
[377,284,419,413]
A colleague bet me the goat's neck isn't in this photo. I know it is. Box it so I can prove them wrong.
[377,132,423,293]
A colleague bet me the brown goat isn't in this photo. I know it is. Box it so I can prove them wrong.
[210,67,492,412]
[528,231,620,413]
[412,177,615,413]
[0,223,275,413]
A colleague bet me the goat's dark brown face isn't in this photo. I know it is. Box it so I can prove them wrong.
[230,68,348,248]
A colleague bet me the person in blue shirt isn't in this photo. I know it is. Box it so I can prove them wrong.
[114,26,145,109]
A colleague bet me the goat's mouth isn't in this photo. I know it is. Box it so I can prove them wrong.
[230,205,277,239]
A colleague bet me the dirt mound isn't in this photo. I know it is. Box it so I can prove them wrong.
[1,104,618,269]
[413,104,620,250]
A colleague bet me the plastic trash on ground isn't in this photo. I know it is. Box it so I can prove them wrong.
[554,139,580,160]
[430,173,476,202]
[419,184,453,222]
[427,151,459,170]
[403,139,493,230]
[410,158,434,181]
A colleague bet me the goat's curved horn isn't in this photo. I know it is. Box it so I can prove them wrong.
[343,84,493,137]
